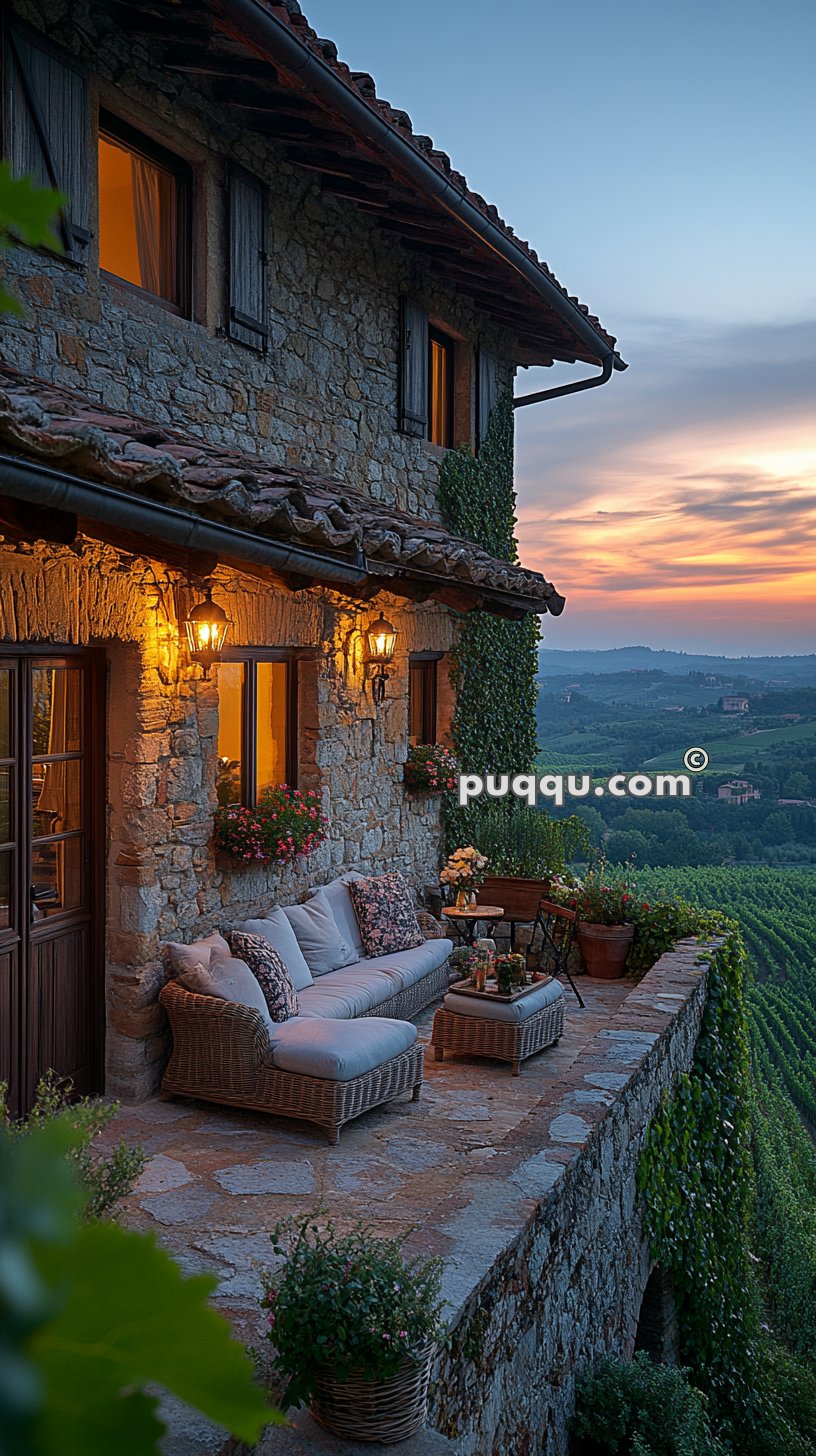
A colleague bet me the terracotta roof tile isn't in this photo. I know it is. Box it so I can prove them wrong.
[0,368,564,614]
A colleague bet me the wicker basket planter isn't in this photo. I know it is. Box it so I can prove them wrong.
[310,1344,435,1444]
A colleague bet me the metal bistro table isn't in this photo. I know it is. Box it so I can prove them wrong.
[441,904,504,947]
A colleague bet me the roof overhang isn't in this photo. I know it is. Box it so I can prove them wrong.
[108,0,624,372]
[0,370,565,620]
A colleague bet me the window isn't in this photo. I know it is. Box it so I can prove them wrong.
[408,655,439,746]
[428,329,454,447]
[98,113,191,312]
[216,653,297,806]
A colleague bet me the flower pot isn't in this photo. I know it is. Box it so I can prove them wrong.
[578,922,634,979]
[310,1345,435,1445]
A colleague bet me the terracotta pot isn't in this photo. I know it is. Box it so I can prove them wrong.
[577,922,634,979]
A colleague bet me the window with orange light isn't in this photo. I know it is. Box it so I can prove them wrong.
[428,329,454,447]
[216,653,296,806]
[98,113,190,312]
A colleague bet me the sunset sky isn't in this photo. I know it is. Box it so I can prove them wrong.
[305,0,816,655]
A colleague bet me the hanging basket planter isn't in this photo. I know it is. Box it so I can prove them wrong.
[310,1344,435,1445]
[403,744,459,794]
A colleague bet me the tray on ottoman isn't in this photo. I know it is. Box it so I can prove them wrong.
[431,976,565,1075]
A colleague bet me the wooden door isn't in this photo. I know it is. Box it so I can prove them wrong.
[0,650,104,1115]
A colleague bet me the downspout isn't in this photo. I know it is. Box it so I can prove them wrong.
[215,0,627,376]
[0,453,369,587]
[513,352,616,410]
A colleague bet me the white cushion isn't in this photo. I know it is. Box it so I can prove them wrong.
[178,949,272,1029]
[283,891,355,976]
[166,930,230,977]
[307,873,365,960]
[443,977,564,1023]
[356,939,453,993]
[234,909,314,991]
[270,1016,417,1081]
[296,969,399,1019]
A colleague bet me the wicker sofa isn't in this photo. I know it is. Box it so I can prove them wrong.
[159,883,453,1143]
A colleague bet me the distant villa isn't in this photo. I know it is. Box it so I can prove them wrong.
[718,780,760,804]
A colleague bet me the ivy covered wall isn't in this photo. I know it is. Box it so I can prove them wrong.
[439,393,540,779]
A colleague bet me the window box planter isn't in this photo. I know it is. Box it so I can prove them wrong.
[403,744,458,794]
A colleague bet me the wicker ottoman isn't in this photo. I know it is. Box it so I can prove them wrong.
[431,977,565,1075]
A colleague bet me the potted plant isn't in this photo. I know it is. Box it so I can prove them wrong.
[214,785,327,865]
[494,952,526,993]
[403,744,458,794]
[440,845,488,908]
[262,1215,444,1445]
[570,861,636,979]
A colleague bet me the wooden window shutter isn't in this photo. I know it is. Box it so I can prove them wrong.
[4,26,89,263]
[399,296,428,436]
[228,163,269,350]
[476,348,501,450]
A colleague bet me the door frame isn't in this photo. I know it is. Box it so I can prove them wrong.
[0,643,106,1113]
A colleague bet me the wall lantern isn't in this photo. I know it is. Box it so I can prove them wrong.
[184,585,229,675]
[366,614,397,704]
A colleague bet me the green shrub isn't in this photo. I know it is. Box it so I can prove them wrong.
[0,1071,145,1220]
[570,1352,726,1456]
[444,797,589,877]
[262,1215,444,1408]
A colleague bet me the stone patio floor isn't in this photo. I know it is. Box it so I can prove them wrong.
[100,975,633,1452]
[104,976,628,1327]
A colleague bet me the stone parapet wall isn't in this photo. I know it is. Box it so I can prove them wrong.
[430,940,711,1455]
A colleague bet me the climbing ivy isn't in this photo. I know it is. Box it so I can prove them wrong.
[439,393,539,778]
[637,930,810,1452]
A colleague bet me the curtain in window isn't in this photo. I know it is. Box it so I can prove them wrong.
[130,155,177,300]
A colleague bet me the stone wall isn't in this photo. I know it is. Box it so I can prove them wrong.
[4,0,514,520]
[429,939,711,1456]
[0,536,456,1100]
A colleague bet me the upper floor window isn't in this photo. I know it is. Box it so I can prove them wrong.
[98,113,191,314]
[216,652,297,807]
[428,329,454,448]
[408,655,439,746]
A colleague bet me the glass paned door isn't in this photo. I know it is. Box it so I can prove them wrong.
[0,652,103,1114]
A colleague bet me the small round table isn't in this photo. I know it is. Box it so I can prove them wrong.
[441,904,504,947]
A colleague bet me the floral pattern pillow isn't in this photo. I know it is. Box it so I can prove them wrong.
[348,873,424,958]
[229,931,299,1022]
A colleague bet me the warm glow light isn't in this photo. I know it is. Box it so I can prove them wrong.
[367,615,398,664]
[184,588,229,673]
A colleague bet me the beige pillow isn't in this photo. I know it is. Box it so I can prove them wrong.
[166,930,230,977]
[178,948,272,1028]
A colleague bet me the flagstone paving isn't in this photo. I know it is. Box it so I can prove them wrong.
[102,975,631,1362]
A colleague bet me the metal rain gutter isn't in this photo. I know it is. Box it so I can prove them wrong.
[216,0,627,374]
[513,353,615,409]
[0,453,369,587]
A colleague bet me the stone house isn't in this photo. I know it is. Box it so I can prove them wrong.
[0,0,622,1113]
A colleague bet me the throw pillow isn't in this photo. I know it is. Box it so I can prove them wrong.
[178,949,272,1028]
[229,931,299,1022]
[283,890,355,976]
[165,930,231,977]
[349,873,424,958]
[233,908,314,990]
[307,872,365,961]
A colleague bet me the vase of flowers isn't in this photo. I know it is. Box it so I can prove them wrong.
[214,785,327,865]
[263,1216,444,1445]
[403,744,459,794]
[440,846,488,908]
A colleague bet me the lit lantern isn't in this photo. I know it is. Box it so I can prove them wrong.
[366,614,397,704]
[184,585,229,675]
